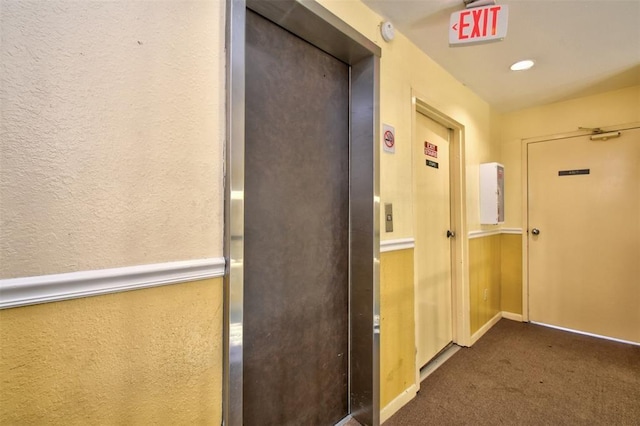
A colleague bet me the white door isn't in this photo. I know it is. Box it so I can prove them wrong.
[414,112,453,369]
[528,128,640,343]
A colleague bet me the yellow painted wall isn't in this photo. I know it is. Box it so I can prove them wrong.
[317,0,501,238]
[379,249,415,407]
[469,233,523,328]
[469,235,501,334]
[500,234,522,315]
[500,85,640,228]
[0,278,223,425]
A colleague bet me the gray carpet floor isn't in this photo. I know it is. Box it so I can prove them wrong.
[385,319,640,425]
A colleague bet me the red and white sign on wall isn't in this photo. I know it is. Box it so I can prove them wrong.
[425,141,438,158]
[382,123,395,154]
[449,4,508,46]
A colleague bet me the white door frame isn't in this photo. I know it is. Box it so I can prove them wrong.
[520,122,640,323]
[411,93,469,387]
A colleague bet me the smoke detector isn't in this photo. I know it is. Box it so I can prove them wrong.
[381,21,395,42]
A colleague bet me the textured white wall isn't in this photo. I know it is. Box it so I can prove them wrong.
[0,0,225,278]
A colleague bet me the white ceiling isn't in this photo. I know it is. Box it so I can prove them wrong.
[361,0,640,112]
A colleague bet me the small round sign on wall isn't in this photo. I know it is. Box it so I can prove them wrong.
[383,124,395,153]
[384,130,394,148]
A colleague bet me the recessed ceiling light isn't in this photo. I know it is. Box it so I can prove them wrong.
[510,59,535,71]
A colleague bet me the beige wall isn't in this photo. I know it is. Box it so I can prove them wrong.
[0,0,225,278]
[0,278,223,425]
[498,85,640,333]
[317,0,501,238]
[500,85,640,228]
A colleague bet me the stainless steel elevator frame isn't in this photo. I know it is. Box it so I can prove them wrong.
[224,1,381,424]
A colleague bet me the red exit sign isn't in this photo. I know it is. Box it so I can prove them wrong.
[449,4,509,46]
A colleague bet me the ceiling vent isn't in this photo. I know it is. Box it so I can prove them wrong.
[464,0,496,8]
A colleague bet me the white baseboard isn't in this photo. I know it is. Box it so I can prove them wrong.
[335,415,355,426]
[531,321,640,347]
[501,311,523,322]
[380,383,418,424]
[0,258,225,309]
[470,311,502,345]
[419,344,460,382]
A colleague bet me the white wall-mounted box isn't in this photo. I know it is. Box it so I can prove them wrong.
[480,162,505,224]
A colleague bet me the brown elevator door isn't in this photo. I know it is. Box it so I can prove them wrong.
[244,10,350,425]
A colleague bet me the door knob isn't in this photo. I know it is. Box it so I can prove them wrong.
[531,228,540,235]
[447,230,455,238]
